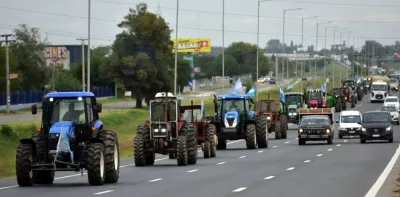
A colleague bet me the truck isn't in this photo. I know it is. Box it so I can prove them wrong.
[16,92,120,186]
[298,107,335,126]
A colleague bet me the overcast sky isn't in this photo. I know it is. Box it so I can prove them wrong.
[1,0,399,51]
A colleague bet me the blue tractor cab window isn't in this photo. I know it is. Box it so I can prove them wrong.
[49,98,87,125]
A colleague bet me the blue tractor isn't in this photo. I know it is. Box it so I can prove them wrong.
[16,92,120,186]
[212,94,268,149]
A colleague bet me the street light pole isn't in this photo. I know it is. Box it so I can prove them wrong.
[332,28,345,87]
[324,26,337,81]
[283,8,303,79]
[301,16,318,91]
[87,0,91,92]
[0,34,15,113]
[222,0,225,91]
[314,21,331,87]
[174,0,179,95]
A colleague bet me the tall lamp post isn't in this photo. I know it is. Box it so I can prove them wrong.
[173,0,179,95]
[222,0,225,90]
[300,16,318,91]
[256,0,273,101]
[332,28,345,87]
[314,21,331,87]
[324,26,337,80]
[283,8,303,79]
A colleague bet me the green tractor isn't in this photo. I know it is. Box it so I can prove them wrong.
[284,92,306,124]
[327,87,346,112]
[342,79,363,101]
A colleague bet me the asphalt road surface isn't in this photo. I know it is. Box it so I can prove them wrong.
[0,93,399,197]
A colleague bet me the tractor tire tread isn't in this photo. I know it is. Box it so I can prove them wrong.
[97,130,119,183]
[245,124,257,149]
[205,123,217,157]
[176,135,188,166]
[183,123,197,165]
[16,144,33,186]
[87,143,105,185]
[256,115,268,148]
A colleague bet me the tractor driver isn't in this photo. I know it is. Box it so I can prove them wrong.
[229,100,239,110]
[62,103,84,123]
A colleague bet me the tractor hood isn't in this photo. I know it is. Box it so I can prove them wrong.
[224,111,239,128]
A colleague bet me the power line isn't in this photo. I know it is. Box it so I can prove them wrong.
[1,4,400,25]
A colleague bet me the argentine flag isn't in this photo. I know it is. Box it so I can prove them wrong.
[231,77,243,95]
[246,84,256,97]
[321,82,327,93]
[280,85,285,103]
[57,124,74,163]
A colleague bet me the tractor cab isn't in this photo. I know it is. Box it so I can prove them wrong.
[342,80,357,89]
[217,94,253,129]
[306,89,325,108]
[284,92,304,123]
[180,101,207,142]
[257,100,281,124]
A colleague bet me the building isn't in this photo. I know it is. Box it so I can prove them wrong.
[44,45,88,70]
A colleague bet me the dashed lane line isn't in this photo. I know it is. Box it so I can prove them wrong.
[272,146,278,148]
[327,149,333,151]
[94,190,114,195]
[336,144,341,147]
[316,154,323,157]
[217,162,226,165]
[304,160,311,163]
[285,141,290,144]
[344,140,348,142]
[258,150,264,153]
[264,176,275,180]
[232,187,247,192]
[239,156,247,159]
[286,167,295,171]
[187,169,198,173]
[149,178,163,182]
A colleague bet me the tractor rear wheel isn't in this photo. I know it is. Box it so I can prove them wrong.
[176,134,188,166]
[98,130,120,183]
[203,141,210,158]
[205,124,217,157]
[274,122,282,139]
[256,115,268,148]
[134,125,149,167]
[279,115,288,139]
[87,143,105,185]
[16,144,34,186]
[183,123,198,165]
[245,124,257,149]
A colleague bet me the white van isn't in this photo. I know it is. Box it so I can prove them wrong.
[336,110,362,139]
[370,80,388,103]
[390,78,399,91]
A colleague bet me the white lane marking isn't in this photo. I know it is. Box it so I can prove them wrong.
[120,157,168,168]
[54,173,86,180]
[258,150,264,153]
[344,140,348,142]
[239,156,246,159]
[94,190,114,195]
[365,145,400,197]
[286,167,295,171]
[187,169,198,172]
[317,154,323,157]
[149,178,163,182]
[264,176,275,180]
[233,187,247,192]
[285,141,290,144]
[273,145,278,148]
[217,162,226,165]
[0,185,18,190]
[227,140,243,145]
[327,149,333,151]
[295,138,298,140]
[304,160,311,163]
[336,144,341,147]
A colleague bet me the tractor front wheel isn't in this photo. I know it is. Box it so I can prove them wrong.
[203,141,210,158]
[205,124,217,157]
[274,122,282,139]
[279,115,288,139]
[183,123,198,165]
[16,144,34,186]
[98,130,120,183]
[256,115,268,148]
[87,143,105,186]
[245,124,257,149]
[176,135,188,166]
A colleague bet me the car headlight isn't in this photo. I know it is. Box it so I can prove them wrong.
[386,126,392,131]
[299,129,303,133]
[326,129,331,133]
[362,128,366,131]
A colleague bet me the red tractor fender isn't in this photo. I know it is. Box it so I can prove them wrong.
[322,98,327,107]
[177,120,186,133]
[309,100,318,108]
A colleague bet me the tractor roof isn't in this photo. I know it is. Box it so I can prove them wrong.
[45,92,95,98]
[285,92,303,95]
[218,94,251,100]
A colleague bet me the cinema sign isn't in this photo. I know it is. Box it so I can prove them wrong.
[44,46,71,70]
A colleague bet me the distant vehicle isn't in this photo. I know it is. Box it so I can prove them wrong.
[269,78,276,84]
[302,77,307,81]
[360,111,393,143]
[370,80,388,103]
[298,115,334,145]
[257,78,266,84]
[336,110,362,139]
[390,78,399,91]
[379,105,399,125]
[383,96,399,111]
[264,76,271,81]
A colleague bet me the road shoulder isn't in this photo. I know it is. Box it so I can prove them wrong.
[377,145,400,197]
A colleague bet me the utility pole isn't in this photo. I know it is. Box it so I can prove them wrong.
[77,38,87,91]
[87,0,91,92]
[174,0,179,95]
[301,16,318,90]
[1,34,15,113]
[222,0,225,92]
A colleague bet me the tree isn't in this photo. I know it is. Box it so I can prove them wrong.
[0,46,21,92]
[10,24,50,91]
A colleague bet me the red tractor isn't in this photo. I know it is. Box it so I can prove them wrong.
[256,98,288,139]
[180,100,217,158]
[304,89,327,109]
[342,87,356,108]
[134,92,198,166]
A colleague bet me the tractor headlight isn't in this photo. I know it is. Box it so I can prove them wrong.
[161,128,166,132]
[152,124,168,137]
[299,129,303,133]
[326,129,331,133]
[154,129,159,132]
[267,116,271,120]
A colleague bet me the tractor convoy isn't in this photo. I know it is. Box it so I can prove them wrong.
[15,75,375,187]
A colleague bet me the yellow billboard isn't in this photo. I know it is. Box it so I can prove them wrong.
[172,38,211,53]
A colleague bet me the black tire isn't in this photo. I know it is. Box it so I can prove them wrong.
[205,124,217,157]
[30,133,55,185]
[360,139,366,144]
[183,123,197,165]
[298,139,306,145]
[203,141,210,158]
[16,144,34,186]
[97,130,119,183]
[176,134,188,166]
[335,102,341,112]
[274,122,282,139]
[133,134,146,166]
[389,135,394,143]
[245,124,257,149]
[256,115,268,148]
[338,134,343,139]
[217,137,227,150]
[169,153,176,159]
[327,136,333,144]
[279,115,288,139]
[87,143,105,185]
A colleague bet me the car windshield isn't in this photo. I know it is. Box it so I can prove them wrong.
[286,95,302,107]
[301,116,330,125]
[150,101,177,121]
[48,98,87,125]
[181,108,202,122]
[222,99,245,114]
[371,85,387,91]
[363,112,390,123]
[380,106,396,112]
[390,79,398,83]
[341,115,361,123]
[385,98,398,102]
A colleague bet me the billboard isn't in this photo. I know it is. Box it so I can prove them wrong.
[44,46,71,70]
[172,38,211,53]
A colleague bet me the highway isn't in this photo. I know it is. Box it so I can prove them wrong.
[0,95,399,197]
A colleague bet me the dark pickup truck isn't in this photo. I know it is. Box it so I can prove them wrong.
[298,115,334,145]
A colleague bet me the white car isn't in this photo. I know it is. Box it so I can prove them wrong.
[383,96,400,111]
[336,110,362,139]
[379,105,399,124]
[257,78,265,83]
